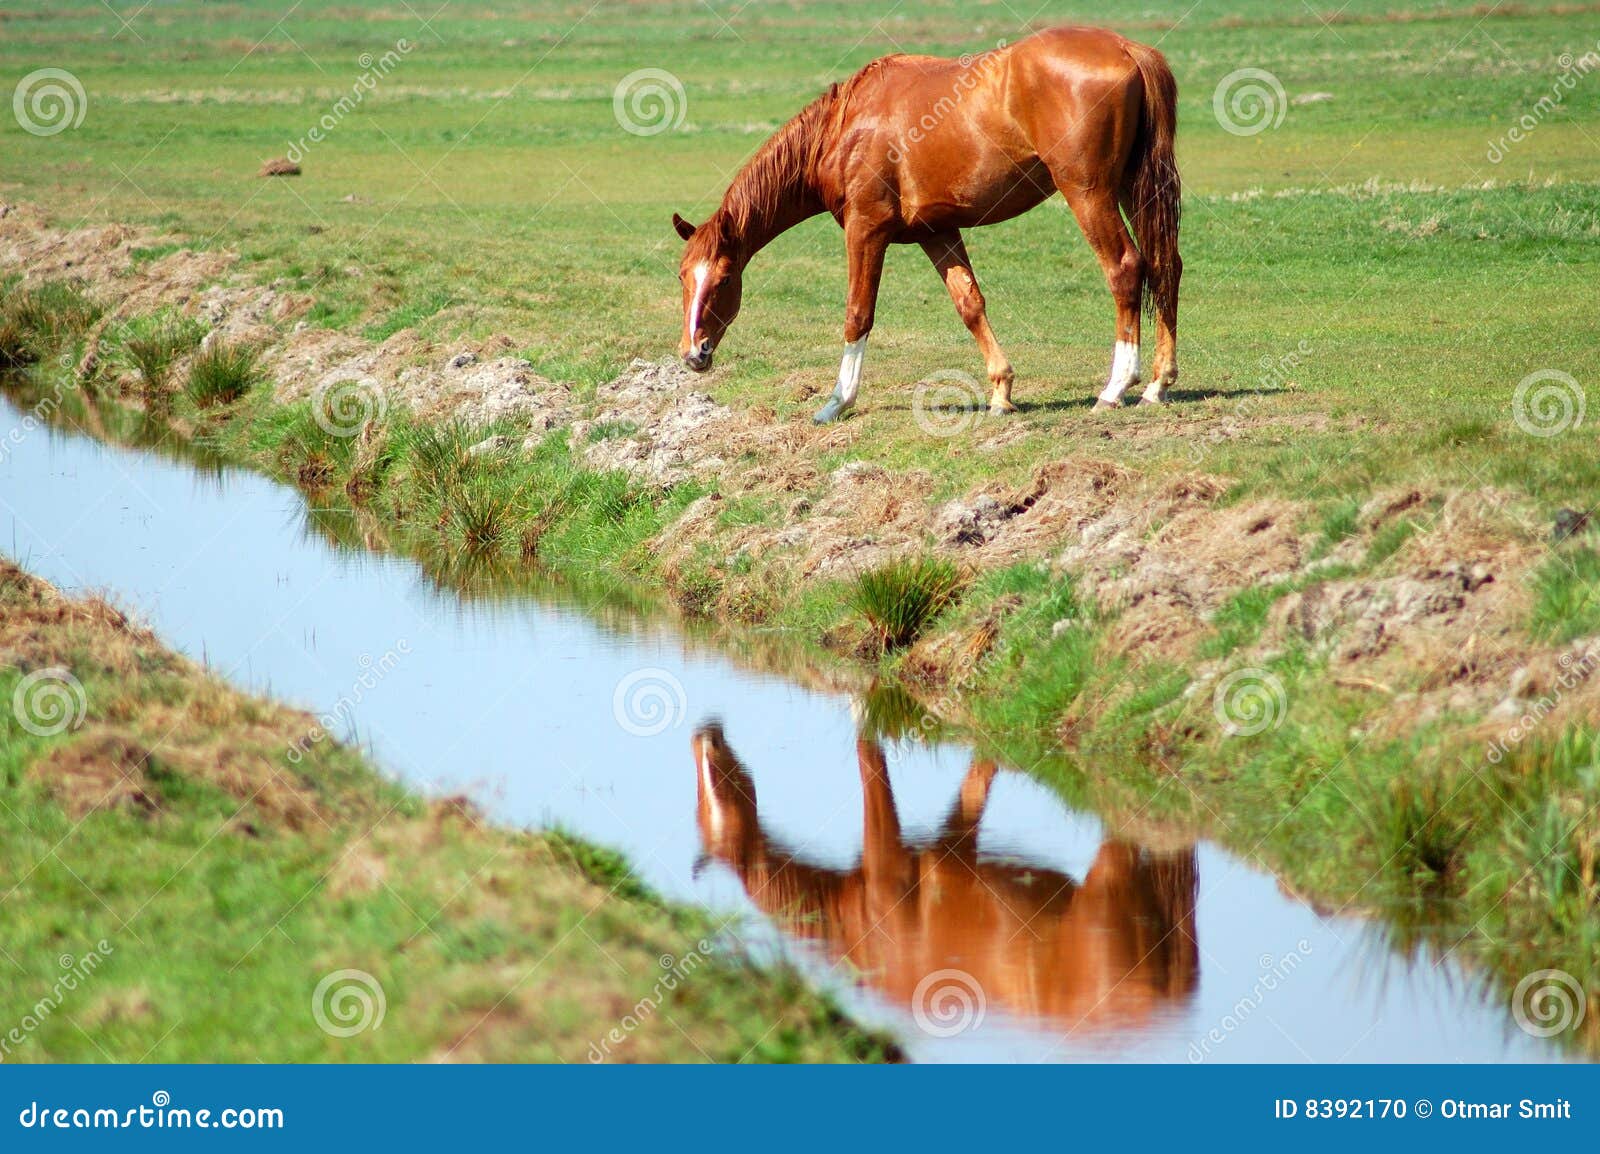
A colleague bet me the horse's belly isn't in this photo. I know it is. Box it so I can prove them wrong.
[900,155,1054,231]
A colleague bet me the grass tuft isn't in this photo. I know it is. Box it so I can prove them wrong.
[445,472,518,553]
[185,341,262,408]
[395,419,473,500]
[0,280,102,367]
[1367,770,1471,887]
[117,314,205,410]
[849,556,963,650]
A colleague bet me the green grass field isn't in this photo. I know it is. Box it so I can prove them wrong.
[3,0,1597,496]
[4,0,1600,1055]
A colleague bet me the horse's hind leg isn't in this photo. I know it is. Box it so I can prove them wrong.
[1139,207,1180,404]
[919,231,1016,414]
[1057,185,1144,410]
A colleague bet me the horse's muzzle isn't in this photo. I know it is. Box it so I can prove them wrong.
[683,338,714,373]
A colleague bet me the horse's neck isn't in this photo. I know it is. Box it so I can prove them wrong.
[725,183,822,266]
[723,111,829,263]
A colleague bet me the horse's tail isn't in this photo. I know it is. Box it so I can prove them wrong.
[1124,42,1182,323]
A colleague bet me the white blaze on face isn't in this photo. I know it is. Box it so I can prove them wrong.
[1098,339,1141,404]
[695,740,725,837]
[687,262,710,342]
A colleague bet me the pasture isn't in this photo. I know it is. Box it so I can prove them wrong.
[3,0,1599,1057]
[3,0,1596,502]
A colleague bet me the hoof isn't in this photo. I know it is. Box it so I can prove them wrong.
[1092,398,1122,412]
[1138,395,1165,407]
[987,400,1018,416]
[812,395,855,425]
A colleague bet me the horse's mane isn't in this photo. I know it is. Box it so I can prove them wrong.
[719,81,846,235]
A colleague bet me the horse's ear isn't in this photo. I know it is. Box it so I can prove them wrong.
[672,212,697,240]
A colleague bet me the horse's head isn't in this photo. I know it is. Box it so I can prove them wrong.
[673,211,742,372]
[690,721,760,862]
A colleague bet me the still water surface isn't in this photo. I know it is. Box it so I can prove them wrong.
[0,399,1569,1062]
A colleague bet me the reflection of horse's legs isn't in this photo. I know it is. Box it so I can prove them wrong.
[857,740,908,880]
[815,223,889,424]
[919,231,1016,414]
[1057,185,1144,410]
[935,759,998,858]
[1081,840,1143,892]
[1079,842,1202,995]
[856,740,914,942]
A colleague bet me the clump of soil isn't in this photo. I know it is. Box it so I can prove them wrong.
[258,158,301,177]
[571,358,735,484]
[31,731,163,818]
[0,204,235,327]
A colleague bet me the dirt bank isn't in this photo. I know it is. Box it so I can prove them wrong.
[4,200,1592,749]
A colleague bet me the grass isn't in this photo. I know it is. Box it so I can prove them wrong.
[2,0,1598,1056]
[1200,585,1286,658]
[0,280,101,368]
[184,340,262,408]
[444,469,522,555]
[977,611,1101,740]
[0,559,897,1063]
[116,312,205,410]
[1365,768,1473,886]
[2,3,1597,515]
[1531,547,1600,643]
[0,2,1593,500]
[850,556,963,650]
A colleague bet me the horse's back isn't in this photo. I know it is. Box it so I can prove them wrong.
[829,48,1039,228]
[827,27,1148,231]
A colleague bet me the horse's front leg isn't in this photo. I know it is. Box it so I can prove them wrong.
[813,225,889,425]
[919,231,1016,414]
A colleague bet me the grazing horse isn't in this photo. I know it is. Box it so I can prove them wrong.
[692,723,1199,1031]
[674,25,1183,423]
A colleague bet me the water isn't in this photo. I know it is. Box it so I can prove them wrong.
[0,397,1571,1063]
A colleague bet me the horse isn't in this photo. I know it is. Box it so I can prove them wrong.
[692,723,1199,1031]
[673,24,1182,424]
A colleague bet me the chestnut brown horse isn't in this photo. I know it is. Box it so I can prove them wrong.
[674,25,1182,423]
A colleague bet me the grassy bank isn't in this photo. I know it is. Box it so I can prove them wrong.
[2,0,1597,1055]
[0,559,897,1063]
[4,244,1598,1058]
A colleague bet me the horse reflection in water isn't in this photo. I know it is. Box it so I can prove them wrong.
[693,722,1198,1033]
